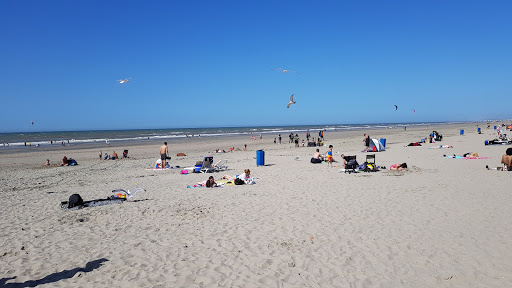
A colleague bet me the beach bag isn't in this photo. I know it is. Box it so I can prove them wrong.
[234,178,245,185]
[68,194,83,208]
[311,158,322,164]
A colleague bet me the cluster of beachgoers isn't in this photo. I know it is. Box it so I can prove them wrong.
[1,121,511,287]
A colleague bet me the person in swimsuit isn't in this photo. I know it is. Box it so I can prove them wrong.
[390,163,407,170]
[205,176,217,188]
[160,142,169,169]
[326,145,333,167]
[363,134,370,152]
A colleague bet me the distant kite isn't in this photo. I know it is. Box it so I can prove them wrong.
[412,109,416,113]
[30,121,34,125]
[272,68,298,74]
[393,105,398,111]
[117,78,132,84]
[287,94,296,108]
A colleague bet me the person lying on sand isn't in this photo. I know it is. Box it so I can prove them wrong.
[390,163,407,170]
[205,176,217,188]
[61,156,69,166]
[222,169,251,183]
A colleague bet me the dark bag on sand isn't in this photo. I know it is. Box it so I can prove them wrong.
[68,194,83,208]
[234,178,245,185]
[311,158,322,164]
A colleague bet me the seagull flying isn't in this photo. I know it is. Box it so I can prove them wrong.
[117,78,132,84]
[287,94,296,108]
[272,68,297,74]
[112,188,146,199]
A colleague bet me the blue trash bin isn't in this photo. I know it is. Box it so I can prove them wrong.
[494,126,497,130]
[380,138,386,148]
[460,129,464,135]
[256,150,265,166]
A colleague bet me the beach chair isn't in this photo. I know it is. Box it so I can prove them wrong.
[344,155,357,174]
[212,159,228,172]
[364,154,376,172]
[123,150,129,158]
[199,156,214,173]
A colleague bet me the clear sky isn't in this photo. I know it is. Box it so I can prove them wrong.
[1,0,511,132]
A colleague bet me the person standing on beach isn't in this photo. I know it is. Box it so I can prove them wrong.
[278,134,282,144]
[160,142,169,169]
[326,145,333,167]
[363,134,370,152]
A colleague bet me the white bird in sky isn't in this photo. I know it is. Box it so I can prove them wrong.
[117,78,132,84]
[287,94,296,108]
[112,188,146,199]
[272,68,298,74]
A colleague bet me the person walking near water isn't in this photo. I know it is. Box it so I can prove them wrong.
[160,142,169,169]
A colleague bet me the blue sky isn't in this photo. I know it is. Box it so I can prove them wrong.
[1,0,511,132]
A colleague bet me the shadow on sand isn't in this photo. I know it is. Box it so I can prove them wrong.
[0,258,108,288]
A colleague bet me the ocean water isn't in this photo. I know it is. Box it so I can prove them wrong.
[0,122,446,148]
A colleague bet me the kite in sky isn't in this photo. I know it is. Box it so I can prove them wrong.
[412,109,416,113]
[287,94,296,108]
[393,105,398,111]
[30,121,34,125]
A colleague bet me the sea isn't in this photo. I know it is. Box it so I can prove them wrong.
[0,122,456,149]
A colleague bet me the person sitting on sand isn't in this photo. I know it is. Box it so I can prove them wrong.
[390,163,407,170]
[205,176,217,188]
[104,153,108,160]
[46,159,50,166]
[311,149,324,163]
[61,156,69,166]
[112,151,118,159]
[500,148,512,171]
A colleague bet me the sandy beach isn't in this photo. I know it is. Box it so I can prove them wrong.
[1,122,512,287]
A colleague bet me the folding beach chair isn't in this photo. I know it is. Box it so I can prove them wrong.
[199,157,214,173]
[212,159,228,172]
[364,154,377,172]
[344,155,357,174]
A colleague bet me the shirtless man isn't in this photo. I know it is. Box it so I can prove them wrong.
[160,142,169,169]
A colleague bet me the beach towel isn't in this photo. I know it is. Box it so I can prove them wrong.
[61,197,125,211]
[444,155,489,160]
[428,145,453,149]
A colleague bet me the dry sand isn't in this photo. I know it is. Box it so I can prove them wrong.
[1,122,512,287]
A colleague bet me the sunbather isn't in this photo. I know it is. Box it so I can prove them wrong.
[222,169,251,182]
[390,163,407,170]
[205,176,217,187]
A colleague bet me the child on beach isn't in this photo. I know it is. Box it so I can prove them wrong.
[326,145,334,167]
